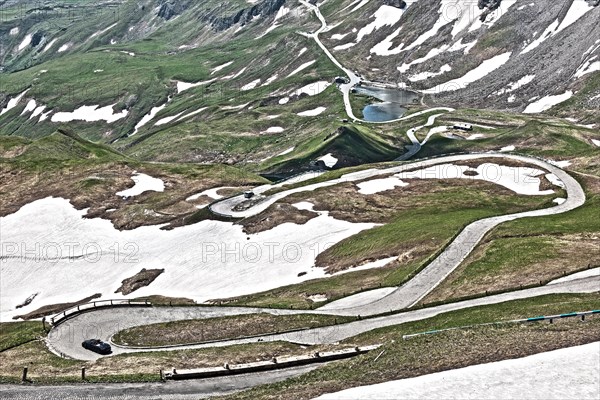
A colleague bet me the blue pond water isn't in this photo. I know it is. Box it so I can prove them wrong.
[355,86,419,122]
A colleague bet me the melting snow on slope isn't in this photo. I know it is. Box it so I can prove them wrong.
[262,74,278,87]
[210,61,233,75]
[20,99,37,115]
[396,163,555,196]
[176,79,217,93]
[51,104,128,123]
[89,23,118,40]
[30,105,46,120]
[132,101,169,135]
[318,153,338,168]
[356,177,408,195]
[155,112,184,126]
[0,89,29,116]
[17,34,32,51]
[263,127,285,134]
[116,173,165,197]
[546,159,572,168]
[521,1,595,54]
[495,75,535,95]
[407,64,452,82]
[523,91,574,114]
[468,0,518,33]
[295,81,331,96]
[42,38,57,53]
[315,343,600,400]
[277,147,295,157]
[297,106,327,116]
[0,197,375,319]
[549,268,600,285]
[386,0,481,56]
[591,139,600,147]
[575,56,600,79]
[423,52,512,93]
[287,60,316,77]
[545,173,565,189]
[241,79,262,91]
[397,39,476,73]
[335,5,407,51]
[58,43,71,53]
[177,107,208,121]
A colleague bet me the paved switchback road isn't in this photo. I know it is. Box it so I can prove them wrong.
[0,365,320,400]
[48,275,598,360]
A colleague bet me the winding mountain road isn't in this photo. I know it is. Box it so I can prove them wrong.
[49,151,591,362]
[47,274,598,361]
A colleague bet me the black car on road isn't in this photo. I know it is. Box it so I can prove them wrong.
[82,339,112,355]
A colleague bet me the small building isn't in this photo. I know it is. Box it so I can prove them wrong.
[453,123,473,131]
[244,191,254,199]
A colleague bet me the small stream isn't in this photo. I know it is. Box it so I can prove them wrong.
[355,86,419,122]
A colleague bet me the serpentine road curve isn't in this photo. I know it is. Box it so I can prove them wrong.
[211,153,585,315]
[48,275,598,361]
[48,151,590,361]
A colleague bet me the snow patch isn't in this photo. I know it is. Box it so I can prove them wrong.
[523,91,574,114]
[356,177,408,195]
[21,99,37,116]
[0,89,29,117]
[295,81,331,96]
[210,61,233,75]
[397,163,555,196]
[0,197,375,319]
[318,153,338,168]
[263,127,285,134]
[116,173,165,197]
[297,106,327,116]
[423,52,512,93]
[51,103,128,123]
[521,1,595,54]
[17,34,32,51]
[58,43,71,53]
[42,39,57,53]
[287,60,316,77]
[176,79,217,93]
[241,79,261,91]
[315,343,600,400]
[549,268,599,285]
[132,101,169,135]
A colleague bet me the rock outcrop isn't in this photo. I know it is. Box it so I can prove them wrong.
[206,0,287,31]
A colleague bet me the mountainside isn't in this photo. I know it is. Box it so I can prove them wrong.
[0,0,598,167]
[323,0,600,119]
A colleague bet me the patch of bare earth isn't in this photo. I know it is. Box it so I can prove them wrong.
[115,268,164,295]
[13,294,101,320]
[239,203,319,234]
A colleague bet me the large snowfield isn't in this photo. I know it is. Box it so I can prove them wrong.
[315,342,600,400]
[0,197,375,320]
